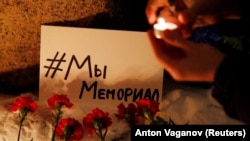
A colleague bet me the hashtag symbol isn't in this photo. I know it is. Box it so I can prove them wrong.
[44,51,66,78]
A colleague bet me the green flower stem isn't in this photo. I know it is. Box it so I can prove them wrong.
[51,105,63,141]
[17,111,27,141]
[64,126,74,141]
[96,128,107,141]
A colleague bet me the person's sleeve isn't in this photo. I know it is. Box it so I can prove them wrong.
[212,54,250,124]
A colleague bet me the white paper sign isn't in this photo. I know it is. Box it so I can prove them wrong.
[39,25,164,113]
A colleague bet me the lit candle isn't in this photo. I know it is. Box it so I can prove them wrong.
[153,18,177,39]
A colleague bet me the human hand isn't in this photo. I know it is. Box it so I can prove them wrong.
[147,28,225,82]
[146,0,186,25]
[146,0,240,37]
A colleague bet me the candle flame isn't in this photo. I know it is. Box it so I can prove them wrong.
[157,18,166,24]
[153,17,177,39]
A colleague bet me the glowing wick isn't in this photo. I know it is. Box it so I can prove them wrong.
[153,18,177,39]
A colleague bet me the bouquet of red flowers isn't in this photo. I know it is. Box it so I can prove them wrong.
[8,94,180,141]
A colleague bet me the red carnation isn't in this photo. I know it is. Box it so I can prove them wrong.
[56,118,83,141]
[9,96,38,141]
[136,98,159,123]
[115,103,138,125]
[10,96,38,113]
[47,94,73,109]
[83,108,112,141]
